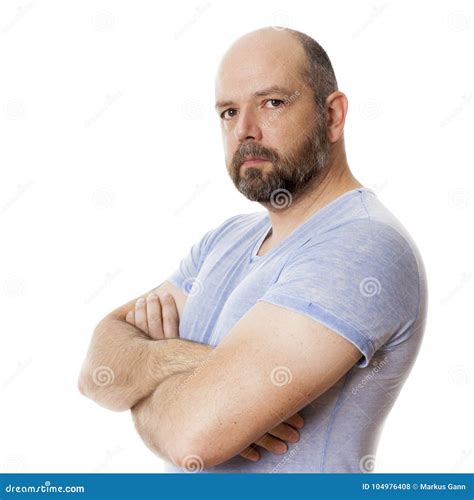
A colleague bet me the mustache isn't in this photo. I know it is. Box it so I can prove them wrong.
[231,142,280,169]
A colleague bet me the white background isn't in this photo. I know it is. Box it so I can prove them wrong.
[0,0,472,473]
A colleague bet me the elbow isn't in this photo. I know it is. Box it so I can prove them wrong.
[77,368,132,412]
[171,431,229,471]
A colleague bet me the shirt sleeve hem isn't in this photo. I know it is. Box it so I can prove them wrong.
[257,293,375,368]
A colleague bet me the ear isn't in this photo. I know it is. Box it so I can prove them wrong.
[325,91,348,143]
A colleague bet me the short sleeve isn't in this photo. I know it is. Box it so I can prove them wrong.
[165,228,215,295]
[165,213,247,296]
[257,220,421,367]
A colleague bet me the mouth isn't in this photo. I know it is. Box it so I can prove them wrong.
[241,157,269,168]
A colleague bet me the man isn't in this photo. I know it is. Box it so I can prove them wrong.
[78,27,427,473]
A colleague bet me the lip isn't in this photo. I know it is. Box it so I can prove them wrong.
[241,158,268,168]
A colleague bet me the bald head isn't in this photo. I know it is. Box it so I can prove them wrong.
[216,27,338,113]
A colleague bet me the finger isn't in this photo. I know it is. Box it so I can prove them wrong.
[254,433,288,455]
[134,297,148,334]
[239,446,260,462]
[146,293,164,340]
[284,413,305,429]
[125,309,135,326]
[161,293,180,338]
[266,422,300,444]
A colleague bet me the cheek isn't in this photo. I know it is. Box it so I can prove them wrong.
[222,129,237,160]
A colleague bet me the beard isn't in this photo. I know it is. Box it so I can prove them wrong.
[228,118,330,208]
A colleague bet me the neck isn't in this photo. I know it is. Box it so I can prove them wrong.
[260,146,362,245]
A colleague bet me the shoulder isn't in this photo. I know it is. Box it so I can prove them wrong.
[204,211,267,245]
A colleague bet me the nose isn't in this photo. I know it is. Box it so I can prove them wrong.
[234,106,263,143]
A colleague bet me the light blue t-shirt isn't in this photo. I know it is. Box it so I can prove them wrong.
[164,187,428,473]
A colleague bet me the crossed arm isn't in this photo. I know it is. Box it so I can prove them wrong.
[78,280,362,469]
[78,281,305,465]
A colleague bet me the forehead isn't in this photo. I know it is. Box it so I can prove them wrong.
[215,30,307,103]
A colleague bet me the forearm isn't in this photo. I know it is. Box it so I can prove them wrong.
[78,317,213,411]
[131,344,230,468]
[131,371,195,466]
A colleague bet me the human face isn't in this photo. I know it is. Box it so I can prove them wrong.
[215,32,330,206]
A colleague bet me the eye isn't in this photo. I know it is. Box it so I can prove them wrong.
[221,108,238,120]
[264,99,285,109]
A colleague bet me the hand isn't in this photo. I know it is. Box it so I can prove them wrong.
[239,412,305,462]
[125,292,180,340]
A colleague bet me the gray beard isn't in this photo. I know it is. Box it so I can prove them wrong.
[230,122,330,205]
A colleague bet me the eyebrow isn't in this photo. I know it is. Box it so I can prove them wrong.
[215,85,295,110]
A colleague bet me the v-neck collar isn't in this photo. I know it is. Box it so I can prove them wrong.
[249,187,375,262]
